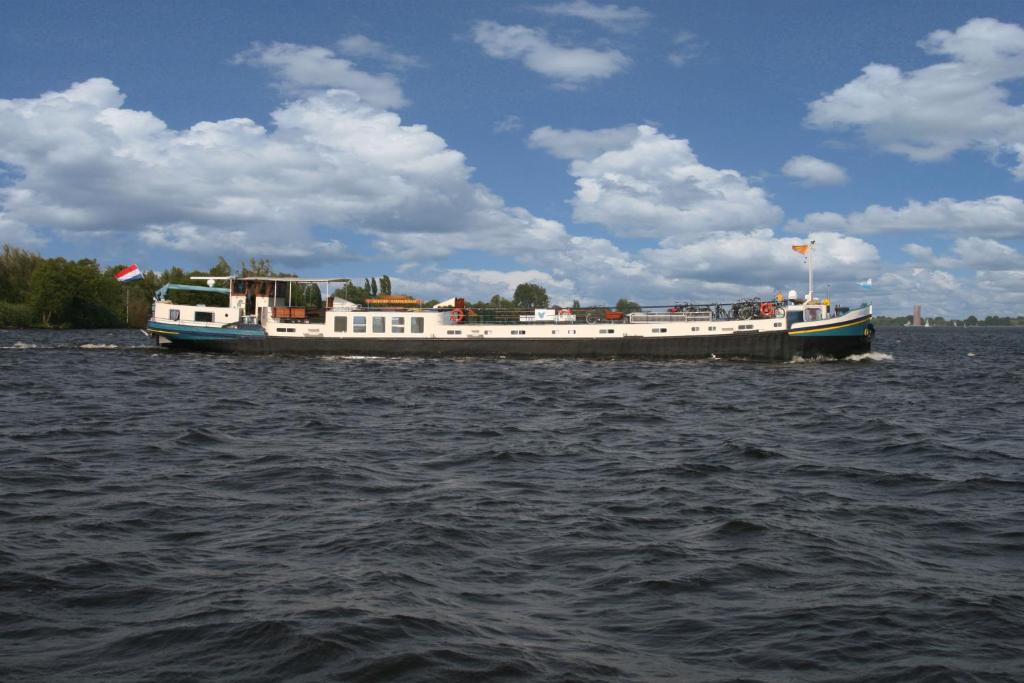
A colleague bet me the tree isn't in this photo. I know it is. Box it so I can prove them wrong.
[239,258,274,277]
[512,282,549,309]
[615,298,642,312]
[380,275,392,295]
[370,277,379,296]
[0,244,44,304]
[29,258,120,327]
[209,256,232,276]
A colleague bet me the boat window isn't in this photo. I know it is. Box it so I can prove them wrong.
[804,308,821,322]
[774,322,783,328]
[373,316,385,333]
[511,330,526,335]
[353,316,366,333]
[334,316,347,333]
[691,326,699,332]
[170,309,180,321]
[411,317,424,333]
[194,311,214,322]
[391,317,404,333]
[709,326,716,331]
[600,329,614,334]
[739,324,754,330]
[447,330,461,335]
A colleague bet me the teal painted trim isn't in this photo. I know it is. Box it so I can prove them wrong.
[790,319,872,338]
[147,321,265,340]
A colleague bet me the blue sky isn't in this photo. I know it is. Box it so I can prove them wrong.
[2,0,1024,316]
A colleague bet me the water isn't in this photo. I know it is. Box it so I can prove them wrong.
[2,327,1023,682]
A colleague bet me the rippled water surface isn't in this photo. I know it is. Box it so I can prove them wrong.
[2,327,1023,682]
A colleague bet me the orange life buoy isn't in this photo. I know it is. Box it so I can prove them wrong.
[558,308,571,315]
[450,308,465,323]
[759,302,775,318]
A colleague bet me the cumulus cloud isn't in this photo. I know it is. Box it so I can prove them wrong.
[234,42,408,108]
[806,18,1024,178]
[0,77,573,264]
[528,124,640,159]
[336,35,423,70]
[788,195,1024,238]
[533,124,782,237]
[781,155,848,186]
[472,21,630,88]
[534,0,651,32]
[904,236,1021,270]
[642,229,879,289]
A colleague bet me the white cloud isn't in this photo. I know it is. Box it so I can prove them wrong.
[806,18,1024,178]
[233,42,408,109]
[952,236,1022,269]
[535,0,651,32]
[788,195,1024,238]
[667,31,700,67]
[642,229,879,290]
[336,35,423,70]
[528,124,640,159]
[493,115,523,133]
[472,21,630,88]
[0,77,571,264]
[0,214,44,247]
[781,155,848,186]
[535,124,782,237]
[903,236,1021,270]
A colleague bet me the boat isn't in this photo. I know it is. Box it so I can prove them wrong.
[145,256,874,361]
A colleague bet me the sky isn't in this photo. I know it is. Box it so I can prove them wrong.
[2,0,1024,317]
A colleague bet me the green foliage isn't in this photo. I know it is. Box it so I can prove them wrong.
[512,282,549,309]
[239,257,274,277]
[0,301,33,327]
[0,244,44,304]
[370,277,379,296]
[296,283,323,308]
[380,274,392,295]
[335,283,368,305]
[615,298,642,312]
[209,256,232,277]
[29,258,121,327]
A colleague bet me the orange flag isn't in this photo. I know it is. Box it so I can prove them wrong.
[791,244,809,255]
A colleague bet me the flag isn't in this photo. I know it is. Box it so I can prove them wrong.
[115,264,143,282]
[791,244,809,255]
[857,278,872,289]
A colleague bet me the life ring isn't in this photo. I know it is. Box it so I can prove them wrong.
[558,308,571,315]
[450,308,465,323]
[759,302,775,318]
[775,306,786,318]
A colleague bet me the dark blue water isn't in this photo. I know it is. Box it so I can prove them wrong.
[2,327,1023,682]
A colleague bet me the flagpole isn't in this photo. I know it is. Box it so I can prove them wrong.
[808,240,816,301]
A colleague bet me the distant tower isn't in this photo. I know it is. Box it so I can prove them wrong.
[913,305,922,326]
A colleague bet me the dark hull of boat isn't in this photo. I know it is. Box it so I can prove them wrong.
[156,330,872,361]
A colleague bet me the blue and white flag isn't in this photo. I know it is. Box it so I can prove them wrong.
[857,278,872,289]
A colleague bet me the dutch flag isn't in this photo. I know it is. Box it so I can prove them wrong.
[115,264,143,282]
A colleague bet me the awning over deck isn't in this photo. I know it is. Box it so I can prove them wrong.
[155,283,230,300]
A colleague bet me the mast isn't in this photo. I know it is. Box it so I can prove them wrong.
[807,239,816,300]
